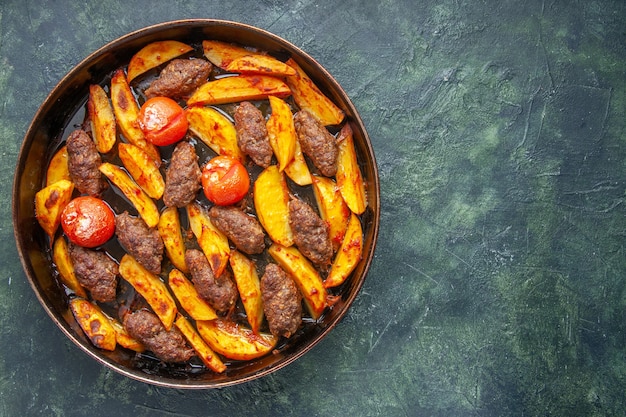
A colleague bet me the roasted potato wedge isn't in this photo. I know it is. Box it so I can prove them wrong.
[324,213,363,288]
[267,96,296,172]
[196,319,277,361]
[108,316,145,352]
[186,202,230,277]
[312,175,351,250]
[110,69,161,164]
[69,298,117,351]
[254,165,294,247]
[168,268,217,321]
[118,142,165,200]
[175,315,226,373]
[52,236,87,298]
[336,124,367,215]
[187,75,291,106]
[99,162,160,228]
[186,106,245,162]
[118,254,177,330]
[285,58,345,126]
[229,251,264,334]
[46,146,71,186]
[284,137,312,186]
[157,207,188,273]
[127,40,193,82]
[268,243,327,319]
[203,40,295,76]
[227,54,297,76]
[35,179,74,240]
[87,84,116,153]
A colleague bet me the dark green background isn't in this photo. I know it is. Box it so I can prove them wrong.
[2,0,625,416]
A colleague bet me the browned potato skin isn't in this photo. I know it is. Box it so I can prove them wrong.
[127,40,193,82]
[35,179,74,240]
[285,58,345,126]
[118,254,178,330]
[69,298,117,351]
[187,75,291,106]
[175,315,226,373]
[87,84,117,154]
[196,319,277,361]
[336,124,367,215]
[324,213,363,288]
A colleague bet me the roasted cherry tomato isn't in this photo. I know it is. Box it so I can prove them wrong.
[139,97,188,146]
[202,155,250,206]
[61,196,116,248]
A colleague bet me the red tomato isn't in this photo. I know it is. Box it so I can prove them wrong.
[202,156,250,206]
[61,196,116,248]
[139,97,188,146]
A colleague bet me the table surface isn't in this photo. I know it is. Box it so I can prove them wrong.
[2,1,626,416]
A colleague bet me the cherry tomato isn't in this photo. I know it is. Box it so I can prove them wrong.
[202,156,250,206]
[139,97,188,146]
[61,196,116,248]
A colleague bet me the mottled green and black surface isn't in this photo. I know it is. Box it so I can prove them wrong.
[2,0,625,415]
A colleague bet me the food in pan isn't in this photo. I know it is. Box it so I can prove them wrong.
[34,38,366,373]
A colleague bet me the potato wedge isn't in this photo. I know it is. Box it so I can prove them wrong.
[202,40,249,68]
[118,142,165,200]
[187,75,291,106]
[284,137,312,186]
[203,40,295,76]
[324,213,363,288]
[196,319,277,361]
[127,40,193,82]
[267,96,296,172]
[186,202,230,277]
[99,162,160,228]
[229,251,263,334]
[253,165,294,247]
[175,315,226,373]
[69,298,117,351]
[87,84,116,154]
[268,243,327,319]
[186,106,245,162]
[118,254,177,330]
[336,124,367,215]
[168,268,217,321]
[46,146,71,186]
[285,58,345,126]
[157,207,188,273]
[312,175,350,250]
[108,316,145,352]
[35,179,74,240]
[110,69,161,164]
[227,55,296,76]
[52,236,87,298]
